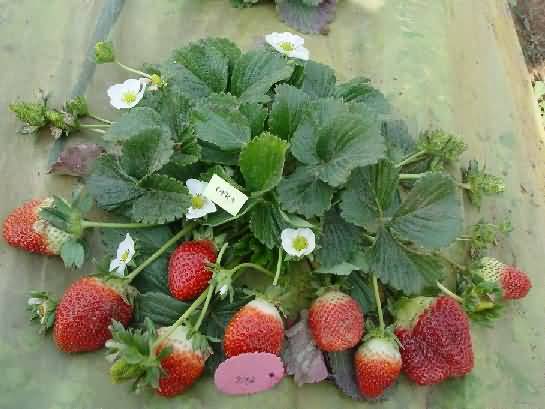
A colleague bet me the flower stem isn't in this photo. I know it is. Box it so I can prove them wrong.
[398,173,426,181]
[193,283,215,333]
[116,61,151,79]
[87,128,106,135]
[273,248,283,286]
[457,182,471,190]
[88,113,113,124]
[396,150,427,168]
[125,222,196,283]
[372,274,385,335]
[436,281,464,303]
[224,263,275,278]
[79,123,110,129]
[81,220,161,230]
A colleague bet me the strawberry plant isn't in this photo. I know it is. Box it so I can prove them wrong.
[6,33,533,401]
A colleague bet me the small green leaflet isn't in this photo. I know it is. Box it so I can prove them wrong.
[239,132,289,194]
[104,107,163,144]
[300,60,336,98]
[269,84,310,140]
[250,202,290,249]
[60,240,85,269]
[240,102,268,137]
[133,292,190,327]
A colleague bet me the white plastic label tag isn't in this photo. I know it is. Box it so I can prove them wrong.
[204,174,248,216]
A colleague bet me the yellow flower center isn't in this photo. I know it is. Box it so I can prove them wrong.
[122,91,137,104]
[292,235,308,252]
[120,250,130,263]
[279,41,295,53]
[191,195,206,209]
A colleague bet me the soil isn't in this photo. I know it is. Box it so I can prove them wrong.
[511,0,545,79]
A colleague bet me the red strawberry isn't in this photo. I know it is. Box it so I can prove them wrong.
[168,240,217,301]
[308,290,364,352]
[54,277,133,352]
[155,326,208,397]
[394,296,474,385]
[477,257,532,300]
[3,198,72,255]
[354,335,401,399]
[223,299,284,358]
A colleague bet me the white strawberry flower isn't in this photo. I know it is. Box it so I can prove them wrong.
[109,233,136,277]
[265,32,310,61]
[281,228,316,257]
[107,78,146,109]
[186,179,217,220]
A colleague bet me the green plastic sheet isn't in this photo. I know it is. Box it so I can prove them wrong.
[0,1,543,408]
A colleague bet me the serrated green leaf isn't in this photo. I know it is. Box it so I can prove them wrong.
[316,208,362,268]
[348,271,376,314]
[239,132,289,194]
[104,107,163,144]
[86,154,143,211]
[199,142,240,165]
[381,120,417,163]
[172,41,229,93]
[367,228,444,294]
[230,48,295,103]
[300,60,336,98]
[340,161,400,231]
[390,173,462,249]
[130,175,191,224]
[133,292,190,327]
[239,102,268,137]
[196,38,242,72]
[335,78,390,119]
[250,202,290,249]
[292,113,386,187]
[192,93,251,150]
[60,240,85,269]
[277,166,334,218]
[269,84,310,140]
[120,128,174,180]
[158,61,213,99]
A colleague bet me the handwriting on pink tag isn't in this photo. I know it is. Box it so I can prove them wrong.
[214,352,285,395]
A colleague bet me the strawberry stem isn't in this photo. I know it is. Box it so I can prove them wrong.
[396,150,427,168]
[223,263,274,278]
[372,274,385,335]
[398,173,425,181]
[81,220,161,230]
[436,281,464,303]
[79,123,110,128]
[272,248,283,286]
[125,222,197,283]
[116,61,152,79]
[88,113,113,124]
[193,282,215,333]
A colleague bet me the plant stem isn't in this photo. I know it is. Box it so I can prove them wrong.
[125,222,196,283]
[436,281,464,303]
[224,262,275,278]
[193,283,215,333]
[398,173,426,181]
[457,182,471,190]
[273,248,283,286]
[396,150,427,168]
[87,128,106,135]
[372,274,385,335]
[88,113,113,124]
[81,220,161,230]
[116,61,151,79]
[80,123,110,129]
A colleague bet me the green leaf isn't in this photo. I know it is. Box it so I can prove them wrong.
[60,240,85,269]
[316,209,362,268]
[196,38,242,72]
[130,175,191,224]
[158,61,213,99]
[239,132,289,194]
[336,77,390,118]
[104,107,163,144]
[340,161,400,232]
[86,155,143,211]
[230,48,295,103]
[133,292,190,327]
[326,350,363,400]
[119,128,174,180]
[390,173,463,249]
[381,120,416,163]
[315,262,360,276]
[239,102,268,137]
[292,113,386,187]
[192,93,251,150]
[277,166,334,218]
[348,272,376,314]
[250,202,290,249]
[300,60,336,98]
[269,84,310,140]
[367,228,444,294]
[200,142,240,165]
[172,41,229,93]
[276,0,337,35]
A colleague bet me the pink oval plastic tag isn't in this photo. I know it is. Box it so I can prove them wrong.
[214,352,285,395]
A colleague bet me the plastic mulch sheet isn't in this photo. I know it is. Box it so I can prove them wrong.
[0,1,543,408]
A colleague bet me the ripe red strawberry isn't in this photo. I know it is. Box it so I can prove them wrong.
[354,336,401,399]
[477,257,532,300]
[394,296,474,385]
[223,299,284,358]
[3,198,72,255]
[308,290,364,352]
[54,277,133,352]
[155,326,208,397]
[168,240,217,301]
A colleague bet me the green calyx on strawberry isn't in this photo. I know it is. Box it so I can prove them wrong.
[354,327,402,399]
[53,275,135,353]
[475,257,532,300]
[27,291,58,334]
[394,296,474,385]
[107,318,210,397]
[308,289,364,352]
[223,298,285,358]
